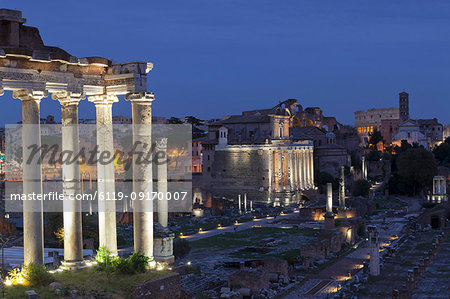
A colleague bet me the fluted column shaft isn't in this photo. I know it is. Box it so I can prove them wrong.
[288,151,294,191]
[268,150,273,192]
[309,148,314,188]
[301,149,307,189]
[278,150,283,190]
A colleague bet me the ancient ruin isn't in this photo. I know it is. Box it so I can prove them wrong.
[0,8,172,266]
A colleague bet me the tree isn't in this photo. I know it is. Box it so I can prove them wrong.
[397,148,438,195]
[368,129,383,149]
[367,150,381,161]
[167,117,183,124]
[185,116,204,126]
[433,140,450,167]
[353,179,371,197]
[315,171,338,194]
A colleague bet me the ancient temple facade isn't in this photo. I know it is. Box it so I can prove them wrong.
[202,107,315,201]
[1,9,172,266]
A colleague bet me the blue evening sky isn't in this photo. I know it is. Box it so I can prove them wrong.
[1,0,449,125]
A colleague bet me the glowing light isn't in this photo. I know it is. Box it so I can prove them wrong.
[16,276,24,284]
[187,261,191,266]
[149,260,157,269]
[4,279,12,286]
[156,264,164,271]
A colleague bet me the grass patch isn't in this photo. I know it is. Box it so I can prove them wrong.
[5,267,170,299]
[190,227,316,251]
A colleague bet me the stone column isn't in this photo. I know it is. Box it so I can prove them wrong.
[326,183,333,213]
[154,136,175,264]
[362,156,367,180]
[368,225,380,276]
[309,148,314,188]
[244,193,247,213]
[125,92,155,260]
[13,89,46,265]
[292,149,297,190]
[156,138,168,227]
[338,166,347,219]
[278,150,283,190]
[53,91,85,269]
[238,194,242,214]
[304,149,310,189]
[288,150,294,191]
[268,150,273,192]
[301,149,306,190]
[88,94,118,255]
[297,150,302,190]
[324,183,335,229]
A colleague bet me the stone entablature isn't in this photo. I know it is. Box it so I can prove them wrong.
[0,8,151,97]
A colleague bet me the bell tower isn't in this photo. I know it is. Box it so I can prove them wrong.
[399,92,409,121]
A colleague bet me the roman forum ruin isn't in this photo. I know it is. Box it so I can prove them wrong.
[0,9,172,267]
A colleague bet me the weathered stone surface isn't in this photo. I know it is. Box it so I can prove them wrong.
[131,273,192,299]
[49,282,62,291]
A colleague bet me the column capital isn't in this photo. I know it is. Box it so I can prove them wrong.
[52,91,85,106]
[88,94,118,106]
[125,92,155,103]
[156,137,168,150]
[12,89,48,101]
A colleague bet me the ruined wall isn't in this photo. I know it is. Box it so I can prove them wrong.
[211,149,269,199]
[131,273,191,299]
[228,269,270,294]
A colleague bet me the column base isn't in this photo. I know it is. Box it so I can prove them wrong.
[60,260,87,271]
[153,234,175,265]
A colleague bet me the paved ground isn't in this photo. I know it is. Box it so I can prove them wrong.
[282,197,412,298]
[412,232,450,298]
[182,212,300,241]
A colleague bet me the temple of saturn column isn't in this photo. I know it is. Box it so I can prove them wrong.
[0,9,172,266]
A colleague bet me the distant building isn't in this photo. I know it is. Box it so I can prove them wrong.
[399,91,410,121]
[192,137,205,173]
[314,132,351,177]
[416,118,443,148]
[380,118,400,145]
[199,99,328,201]
[355,107,399,145]
[444,125,450,141]
[392,119,429,148]
[112,116,132,124]
[357,92,445,149]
